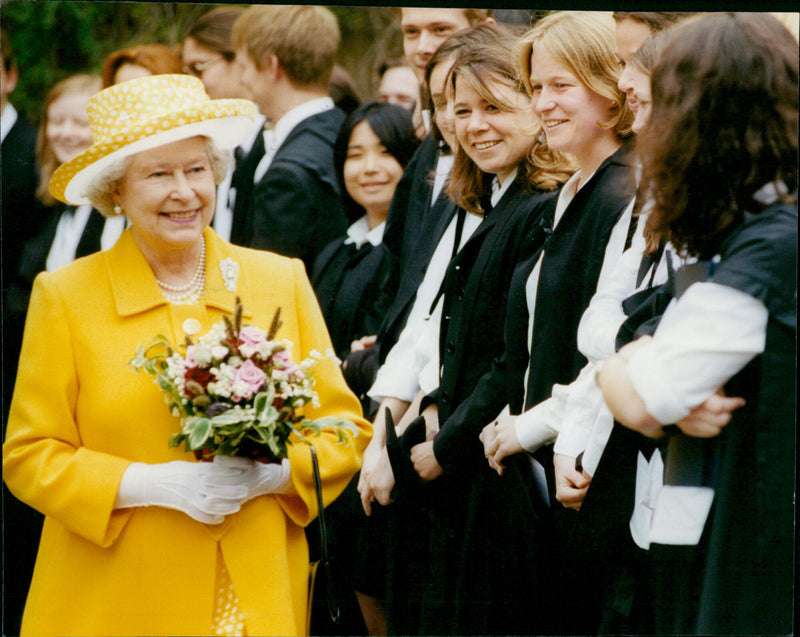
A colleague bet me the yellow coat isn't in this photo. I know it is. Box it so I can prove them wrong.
[3,228,371,636]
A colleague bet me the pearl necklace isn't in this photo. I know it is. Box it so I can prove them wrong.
[156,236,206,304]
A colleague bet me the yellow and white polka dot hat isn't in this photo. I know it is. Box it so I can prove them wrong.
[49,74,256,205]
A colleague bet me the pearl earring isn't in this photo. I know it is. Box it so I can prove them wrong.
[114,204,122,215]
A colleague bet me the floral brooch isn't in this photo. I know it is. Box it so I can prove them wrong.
[219,258,239,292]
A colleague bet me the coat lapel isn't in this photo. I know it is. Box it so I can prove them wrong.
[106,228,251,320]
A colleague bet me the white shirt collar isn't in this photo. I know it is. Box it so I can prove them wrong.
[344,215,386,249]
[1,102,19,143]
[553,168,596,227]
[344,215,386,248]
[492,168,518,207]
[255,98,335,183]
[270,97,334,154]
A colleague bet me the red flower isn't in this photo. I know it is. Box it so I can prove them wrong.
[184,366,213,393]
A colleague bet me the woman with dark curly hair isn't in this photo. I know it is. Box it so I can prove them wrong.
[597,12,797,635]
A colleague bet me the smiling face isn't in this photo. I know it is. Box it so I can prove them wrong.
[114,137,216,253]
[343,120,404,224]
[530,44,618,173]
[615,17,654,115]
[46,91,95,165]
[627,65,652,134]
[401,8,473,81]
[453,73,535,184]
[428,57,457,151]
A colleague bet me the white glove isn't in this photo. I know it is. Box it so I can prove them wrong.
[212,455,293,502]
[114,460,250,524]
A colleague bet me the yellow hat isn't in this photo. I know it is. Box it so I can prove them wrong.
[50,74,256,205]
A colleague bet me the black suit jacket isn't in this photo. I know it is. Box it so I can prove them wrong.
[1,112,43,290]
[6,205,108,317]
[246,107,347,273]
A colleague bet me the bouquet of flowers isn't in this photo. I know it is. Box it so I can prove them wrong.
[129,298,357,462]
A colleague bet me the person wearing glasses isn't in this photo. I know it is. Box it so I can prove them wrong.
[183,6,267,245]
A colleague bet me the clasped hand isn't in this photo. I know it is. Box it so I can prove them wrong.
[116,457,291,524]
[479,413,523,475]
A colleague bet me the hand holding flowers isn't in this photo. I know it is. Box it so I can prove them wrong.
[129,298,358,463]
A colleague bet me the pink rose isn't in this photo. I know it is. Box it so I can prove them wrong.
[238,325,267,358]
[232,359,267,400]
[273,349,301,375]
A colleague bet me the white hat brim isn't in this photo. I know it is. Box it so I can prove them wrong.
[53,110,255,206]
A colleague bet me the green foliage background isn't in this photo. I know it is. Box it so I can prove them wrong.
[0,1,403,123]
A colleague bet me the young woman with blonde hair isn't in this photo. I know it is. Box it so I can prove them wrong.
[476,11,638,632]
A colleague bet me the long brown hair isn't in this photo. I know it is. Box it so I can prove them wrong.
[639,13,798,259]
[446,37,573,214]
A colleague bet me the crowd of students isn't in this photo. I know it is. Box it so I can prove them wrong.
[1,7,796,637]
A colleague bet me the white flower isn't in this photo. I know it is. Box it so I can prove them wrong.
[211,345,228,360]
[193,344,214,367]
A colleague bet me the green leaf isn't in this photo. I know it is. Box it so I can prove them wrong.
[210,406,251,426]
[186,417,212,450]
[168,432,186,448]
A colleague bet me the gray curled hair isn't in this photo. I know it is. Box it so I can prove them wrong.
[85,136,229,217]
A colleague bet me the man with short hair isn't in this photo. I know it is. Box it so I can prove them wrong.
[399,8,493,81]
[232,5,347,272]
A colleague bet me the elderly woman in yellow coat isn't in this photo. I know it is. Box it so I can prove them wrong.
[2,75,370,637]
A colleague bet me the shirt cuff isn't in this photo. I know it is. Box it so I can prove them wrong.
[514,400,559,452]
[368,367,419,403]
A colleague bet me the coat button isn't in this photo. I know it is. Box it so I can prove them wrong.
[446,341,456,354]
[182,318,201,335]
[441,392,450,405]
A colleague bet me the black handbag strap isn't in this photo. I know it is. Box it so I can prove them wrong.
[309,445,341,624]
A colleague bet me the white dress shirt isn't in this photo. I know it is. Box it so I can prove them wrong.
[344,215,385,249]
[1,102,18,143]
[626,282,767,547]
[253,97,334,183]
[45,205,125,271]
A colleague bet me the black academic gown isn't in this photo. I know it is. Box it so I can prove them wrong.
[246,108,347,273]
[311,234,394,362]
[427,140,637,635]
[647,202,796,636]
[386,175,558,637]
